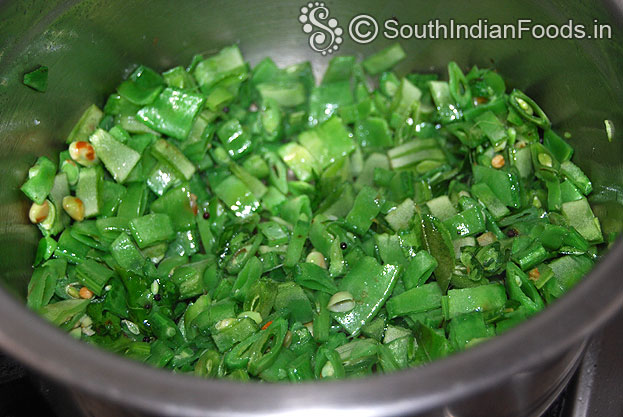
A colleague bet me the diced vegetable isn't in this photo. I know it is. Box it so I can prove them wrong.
[21,157,56,204]
[362,43,406,75]
[23,66,48,92]
[137,88,205,140]
[298,117,355,169]
[75,167,102,218]
[128,214,175,248]
[332,257,401,336]
[561,198,603,243]
[20,44,608,382]
[66,104,104,143]
[442,283,507,320]
[89,129,141,183]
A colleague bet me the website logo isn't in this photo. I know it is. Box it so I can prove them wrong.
[298,2,344,55]
[298,4,613,55]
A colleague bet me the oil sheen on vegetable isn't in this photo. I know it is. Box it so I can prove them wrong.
[21,43,605,382]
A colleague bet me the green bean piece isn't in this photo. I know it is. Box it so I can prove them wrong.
[447,62,472,109]
[274,282,313,323]
[362,43,406,75]
[39,299,89,326]
[386,283,442,319]
[509,89,551,129]
[505,262,545,315]
[23,65,48,92]
[332,257,401,336]
[294,263,337,294]
[447,312,493,351]
[560,161,592,195]
[561,199,603,244]
[21,44,607,381]
[129,214,175,248]
[345,186,381,235]
[442,283,508,320]
[34,237,58,266]
[212,317,258,353]
[284,215,310,267]
[75,259,114,296]
[420,214,455,293]
[21,157,57,204]
[27,259,66,310]
[137,88,205,140]
[90,129,141,183]
[413,322,452,361]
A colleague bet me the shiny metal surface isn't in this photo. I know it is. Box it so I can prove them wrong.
[0,1,621,416]
[561,310,623,417]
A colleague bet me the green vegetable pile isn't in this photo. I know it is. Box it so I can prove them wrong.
[22,43,604,381]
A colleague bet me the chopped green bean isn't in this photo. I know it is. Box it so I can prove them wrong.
[21,44,609,382]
